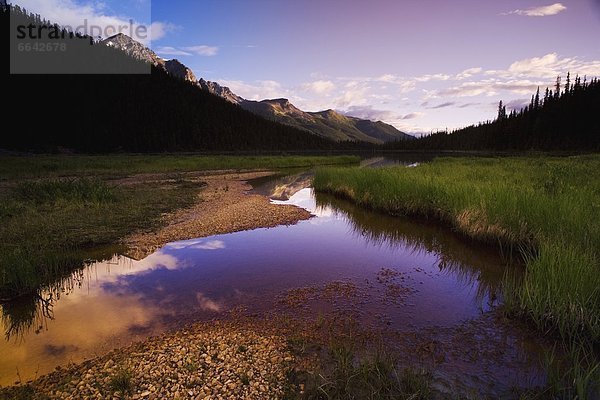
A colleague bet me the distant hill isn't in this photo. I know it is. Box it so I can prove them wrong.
[1,6,338,152]
[200,81,413,143]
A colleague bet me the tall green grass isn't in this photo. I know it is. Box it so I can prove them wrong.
[314,155,600,343]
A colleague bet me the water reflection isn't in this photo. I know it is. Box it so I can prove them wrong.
[1,173,516,385]
[313,192,512,304]
[247,170,313,200]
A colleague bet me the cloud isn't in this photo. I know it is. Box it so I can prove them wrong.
[457,102,480,108]
[486,53,600,79]
[301,80,336,94]
[376,74,397,83]
[155,46,192,56]
[138,251,180,270]
[156,45,218,57]
[190,240,226,250]
[456,67,483,80]
[182,45,219,56]
[16,0,174,43]
[400,112,425,120]
[329,82,372,108]
[218,79,286,101]
[503,98,530,111]
[438,79,543,97]
[149,22,177,42]
[195,292,223,312]
[342,105,396,121]
[372,74,416,93]
[166,239,225,250]
[427,101,456,109]
[503,3,567,17]
[415,74,451,82]
[396,81,417,93]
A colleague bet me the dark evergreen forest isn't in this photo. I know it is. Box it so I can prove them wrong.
[385,74,600,151]
[2,5,343,153]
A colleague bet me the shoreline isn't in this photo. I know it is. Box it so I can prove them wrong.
[1,170,313,397]
[9,319,295,399]
[122,170,312,260]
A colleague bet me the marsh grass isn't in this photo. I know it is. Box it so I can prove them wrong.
[0,155,359,179]
[14,178,116,204]
[296,340,431,399]
[281,313,431,399]
[0,178,200,299]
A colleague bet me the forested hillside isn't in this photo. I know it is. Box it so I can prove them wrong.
[1,5,339,152]
[386,75,600,151]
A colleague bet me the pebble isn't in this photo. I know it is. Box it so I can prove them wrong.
[11,321,293,399]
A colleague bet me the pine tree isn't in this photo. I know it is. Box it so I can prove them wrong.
[530,95,535,110]
[497,100,507,121]
[534,87,540,109]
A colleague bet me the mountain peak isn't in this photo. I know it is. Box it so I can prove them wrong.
[101,34,163,67]
[164,59,197,83]
[261,98,290,106]
[101,35,199,83]
[105,32,130,41]
[198,79,243,104]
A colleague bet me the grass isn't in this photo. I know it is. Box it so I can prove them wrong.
[292,340,431,399]
[0,154,360,180]
[0,177,200,299]
[108,368,134,396]
[0,384,48,400]
[314,155,600,398]
[0,154,358,299]
[281,313,431,399]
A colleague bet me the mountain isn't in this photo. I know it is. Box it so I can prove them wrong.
[102,33,163,66]
[100,34,412,143]
[101,34,197,83]
[2,6,335,152]
[239,99,412,143]
[199,78,243,103]
[196,80,412,143]
[164,59,197,83]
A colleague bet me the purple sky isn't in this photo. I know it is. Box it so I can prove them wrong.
[16,0,600,134]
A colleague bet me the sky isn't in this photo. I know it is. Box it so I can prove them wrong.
[14,0,600,135]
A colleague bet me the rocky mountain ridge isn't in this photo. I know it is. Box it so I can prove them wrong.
[101,34,413,143]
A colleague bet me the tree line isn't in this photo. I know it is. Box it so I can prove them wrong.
[385,74,600,151]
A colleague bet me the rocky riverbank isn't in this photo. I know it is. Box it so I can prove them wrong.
[2,320,295,399]
[123,170,312,259]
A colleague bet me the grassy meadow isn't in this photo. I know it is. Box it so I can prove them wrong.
[0,154,359,299]
[0,154,359,179]
[314,156,600,344]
